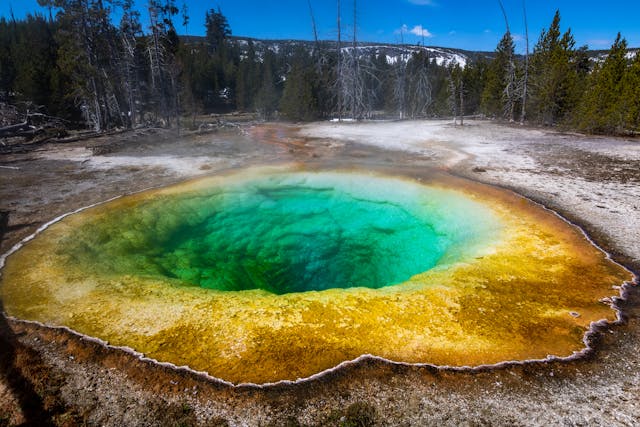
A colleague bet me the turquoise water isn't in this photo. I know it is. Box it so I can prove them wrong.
[60,172,501,294]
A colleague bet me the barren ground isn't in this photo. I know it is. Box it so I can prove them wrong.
[0,120,639,426]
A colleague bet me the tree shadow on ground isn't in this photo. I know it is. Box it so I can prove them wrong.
[0,210,54,426]
[0,211,39,252]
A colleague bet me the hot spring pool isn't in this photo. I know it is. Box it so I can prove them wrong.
[0,166,631,384]
[56,171,500,294]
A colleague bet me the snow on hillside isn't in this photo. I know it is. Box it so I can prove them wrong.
[231,37,475,67]
[347,45,467,67]
[590,49,638,63]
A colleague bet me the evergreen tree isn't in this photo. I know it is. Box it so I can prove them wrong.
[620,52,640,132]
[200,7,235,111]
[280,49,319,121]
[10,14,57,110]
[481,31,517,120]
[0,18,16,102]
[235,40,260,111]
[205,8,231,54]
[429,58,453,116]
[528,10,582,126]
[177,41,205,126]
[42,0,123,130]
[255,49,279,119]
[577,34,629,134]
[461,59,487,116]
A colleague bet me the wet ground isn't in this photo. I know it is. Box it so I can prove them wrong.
[0,120,639,426]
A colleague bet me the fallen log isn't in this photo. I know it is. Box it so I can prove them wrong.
[0,121,34,138]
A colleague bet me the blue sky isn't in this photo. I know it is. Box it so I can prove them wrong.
[1,1,639,52]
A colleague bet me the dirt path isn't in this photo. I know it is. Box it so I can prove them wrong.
[1,121,639,426]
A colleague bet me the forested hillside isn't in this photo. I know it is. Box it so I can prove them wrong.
[0,1,639,135]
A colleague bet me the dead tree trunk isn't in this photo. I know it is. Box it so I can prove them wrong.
[448,70,457,124]
[79,3,104,131]
[0,122,31,137]
[147,2,170,125]
[520,0,529,125]
[498,0,516,122]
[308,0,319,48]
[336,0,342,121]
[121,29,139,128]
[459,77,465,125]
[351,0,358,119]
[407,53,431,118]
[394,28,408,119]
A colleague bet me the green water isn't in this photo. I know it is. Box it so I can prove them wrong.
[59,172,501,294]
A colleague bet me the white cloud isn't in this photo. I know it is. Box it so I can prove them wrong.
[410,25,433,37]
[408,0,436,5]
[395,24,433,38]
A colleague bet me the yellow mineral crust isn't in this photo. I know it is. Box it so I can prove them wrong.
[0,167,632,384]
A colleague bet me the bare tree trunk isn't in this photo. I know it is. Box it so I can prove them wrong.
[181,1,189,36]
[0,121,31,137]
[148,2,168,125]
[497,0,510,32]
[308,0,319,47]
[337,0,342,121]
[97,0,125,129]
[121,29,138,127]
[504,58,516,122]
[79,3,104,131]
[448,70,457,124]
[352,0,357,120]
[394,28,407,120]
[459,78,465,125]
[520,0,529,125]
[498,0,516,122]
[411,67,431,118]
[405,52,431,118]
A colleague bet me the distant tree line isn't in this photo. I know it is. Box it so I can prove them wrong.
[0,3,638,135]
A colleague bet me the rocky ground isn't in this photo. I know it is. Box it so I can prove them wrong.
[0,120,638,426]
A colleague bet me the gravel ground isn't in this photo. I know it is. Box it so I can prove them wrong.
[0,120,639,426]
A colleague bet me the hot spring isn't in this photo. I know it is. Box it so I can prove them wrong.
[0,166,631,384]
[54,171,499,294]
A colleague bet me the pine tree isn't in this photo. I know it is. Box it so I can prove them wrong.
[461,59,487,116]
[255,49,279,119]
[0,18,15,102]
[280,49,319,121]
[235,41,258,111]
[44,0,124,130]
[620,52,640,132]
[11,14,57,110]
[205,8,231,54]
[577,34,629,134]
[481,31,516,120]
[200,7,236,111]
[528,10,581,126]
